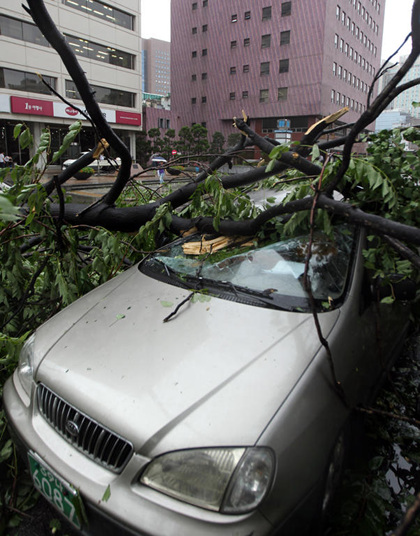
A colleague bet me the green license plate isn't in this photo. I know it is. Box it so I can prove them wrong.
[28,451,86,529]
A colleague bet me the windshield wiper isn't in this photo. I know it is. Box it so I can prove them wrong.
[195,277,300,312]
[153,261,306,312]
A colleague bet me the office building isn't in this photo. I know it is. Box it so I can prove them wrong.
[0,0,142,165]
[142,38,171,96]
[378,54,420,119]
[171,0,385,143]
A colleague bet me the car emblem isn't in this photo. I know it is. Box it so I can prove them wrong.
[65,420,80,438]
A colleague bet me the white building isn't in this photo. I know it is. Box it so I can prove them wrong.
[378,55,420,120]
[0,0,142,165]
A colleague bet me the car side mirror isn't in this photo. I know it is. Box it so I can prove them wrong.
[373,274,417,302]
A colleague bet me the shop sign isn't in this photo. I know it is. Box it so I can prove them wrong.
[11,96,54,116]
[6,95,140,127]
[116,110,142,126]
[53,102,116,123]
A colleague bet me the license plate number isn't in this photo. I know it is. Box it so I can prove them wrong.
[28,451,85,529]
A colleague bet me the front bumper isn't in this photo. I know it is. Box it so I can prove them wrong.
[4,375,274,536]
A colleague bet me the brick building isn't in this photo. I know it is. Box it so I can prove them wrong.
[171,0,385,143]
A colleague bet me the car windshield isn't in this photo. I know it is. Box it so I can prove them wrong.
[140,226,356,312]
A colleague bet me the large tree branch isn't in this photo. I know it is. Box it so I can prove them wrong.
[45,193,420,248]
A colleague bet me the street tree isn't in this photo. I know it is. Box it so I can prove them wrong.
[210,130,226,156]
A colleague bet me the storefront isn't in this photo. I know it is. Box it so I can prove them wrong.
[0,94,142,166]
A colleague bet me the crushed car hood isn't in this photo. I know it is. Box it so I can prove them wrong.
[34,266,340,457]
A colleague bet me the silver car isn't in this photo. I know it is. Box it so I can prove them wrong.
[4,225,412,535]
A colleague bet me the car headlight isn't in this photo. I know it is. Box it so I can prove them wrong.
[17,333,35,397]
[140,447,274,514]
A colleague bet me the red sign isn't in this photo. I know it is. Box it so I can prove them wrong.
[172,150,177,155]
[11,96,54,117]
[65,106,79,116]
[116,110,142,126]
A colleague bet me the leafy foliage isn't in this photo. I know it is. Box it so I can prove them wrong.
[327,332,420,536]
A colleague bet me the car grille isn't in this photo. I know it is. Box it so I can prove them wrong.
[37,384,133,473]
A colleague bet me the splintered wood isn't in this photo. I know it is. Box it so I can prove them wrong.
[182,236,253,255]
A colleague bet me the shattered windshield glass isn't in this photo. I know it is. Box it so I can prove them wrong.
[140,226,355,312]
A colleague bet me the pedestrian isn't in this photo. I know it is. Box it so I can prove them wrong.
[0,151,5,168]
[157,164,165,184]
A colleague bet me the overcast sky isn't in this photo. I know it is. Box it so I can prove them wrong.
[140,0,413,60]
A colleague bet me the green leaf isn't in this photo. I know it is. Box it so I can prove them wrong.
[311,144,320,161]
[160,301,174,307]
[52,121,82,162]
[266,159,276,173]
[101,484,111,502]
[13,123,23,138]
[19,127,33,150]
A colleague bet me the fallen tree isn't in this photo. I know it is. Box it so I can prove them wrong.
[1,1,420,534]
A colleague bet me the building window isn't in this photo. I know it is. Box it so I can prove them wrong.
[231,14,238,22]
[202,24,208,32]
[230,92,236,100]
[262,6,272,20]
[336,5,341,19]
[260,61,270,75]
[242,90,249,98]
[243,37,251,47]
[281,2,292,16]
[331,89,335,103]
[260,88,269,102]
[192,74,197,81]
[65,34,135,69]
[230,40,237,49]
[202,96,207,103]
[261,34,271,48]
[245,11,251,19]
[192,27,197,34]
[338,65,342,78]
[280,30,290,45]
[202,72,207,80]
[62,0,134,30]
[192,2,197,9]
[0,15,50,47]
[192,50,197,58]
[278,87,288,100]
[192,97,197,104]
[333,62,337,76]
[1,67,56,95]
[243,64,250,73]
[202,48,207,56]
[230,66,237,75]
[279,59,289,73]
[203,0,208,6]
